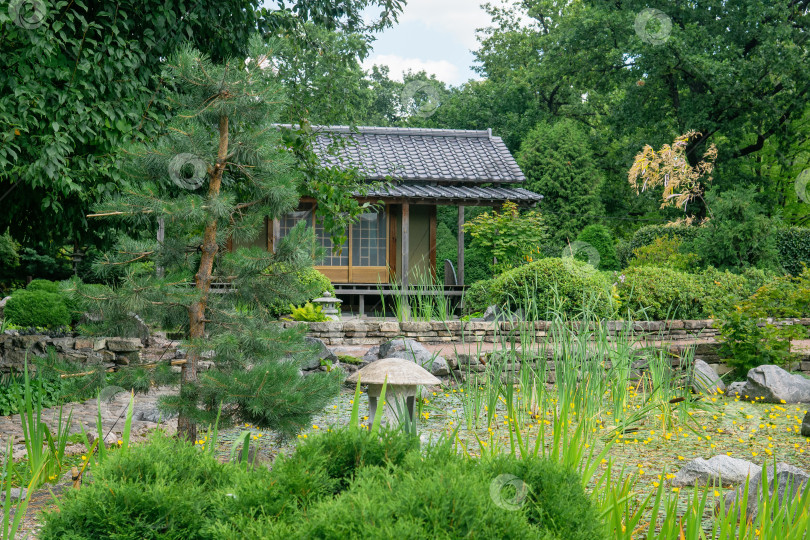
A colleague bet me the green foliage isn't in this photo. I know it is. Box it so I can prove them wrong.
[575,225,619,270]
[265,267,336,318]
[3,289,70,329]
[40,434,238,540]
[738,268,810,319]
[0,373,61,417]
[26,279,60,294]
[0,230,19,274]
[617,266,773,320]
[717,310,807,379]
[776,227,810,276]
[463,201,549,272]
[629,225,699,255]
[285,302,329,322]
[43,427,599,539]
[466,258,614,318]
[693,187,781,271]
[517,120,603,244]
[628,236,699,272]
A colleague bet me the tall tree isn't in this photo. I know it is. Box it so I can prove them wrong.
[517,120,603,245]
[0,0,403,247]
[86,38,340,441]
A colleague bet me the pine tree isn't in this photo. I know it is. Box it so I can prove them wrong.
[81,37,341,441]
[517,120,603,246]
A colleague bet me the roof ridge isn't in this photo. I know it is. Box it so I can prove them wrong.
[311,125,493,138]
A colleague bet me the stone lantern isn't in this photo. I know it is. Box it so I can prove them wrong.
[346,358,440,426]
[312,291,341,320]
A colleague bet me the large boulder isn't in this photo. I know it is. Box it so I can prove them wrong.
[739,365,810,403]
[378,338,449,376]
[802,411,810,437]
[301,336,337,371]
[723,463,809,521]
[691,359,726,395]
[672,455,757,487]
[726,381,746,397]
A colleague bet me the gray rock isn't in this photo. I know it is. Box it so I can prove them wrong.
[0,296,10,319]
[740,365,810,403]
[691,359,726,395]
[362,345,381,363]
[724,463,809,520]
[301,336,337,371]
[672,455,757,487]
[379,338,449,376]
[727,381,746,397]
[106,338,143,352]
[482,305,522,322]
[134,407,178,423]
[0,487,26,502]
[802,411,810,437]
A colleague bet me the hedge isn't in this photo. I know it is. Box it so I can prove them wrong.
[3,289,71,328]
[630,224,809,275]
[465,257,614,318]
[776,226,810,276]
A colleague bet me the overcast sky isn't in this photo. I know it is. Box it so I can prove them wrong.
[361,0,493,86]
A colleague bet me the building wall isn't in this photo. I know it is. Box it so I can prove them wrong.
[394,204,431,281]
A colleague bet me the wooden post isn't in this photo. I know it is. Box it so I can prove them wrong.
[457,205,465,285]
[401,203,410,291]
[271,218,280,253]
[429,205,437,278]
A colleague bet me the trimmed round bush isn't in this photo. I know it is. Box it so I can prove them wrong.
[26,279,60,294]
[469,257,614,318]
[3,289,71,328]
[617,266,704,320]
[576,224,619,270]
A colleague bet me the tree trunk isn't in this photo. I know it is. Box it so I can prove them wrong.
[177,113,229,442]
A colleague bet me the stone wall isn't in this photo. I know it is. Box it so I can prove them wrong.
[301,318,810,346]
[0,333,179,374]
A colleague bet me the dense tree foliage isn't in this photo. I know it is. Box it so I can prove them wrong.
[517,120,603,245]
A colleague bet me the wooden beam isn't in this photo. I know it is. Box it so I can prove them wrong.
[457,205,465,285]
[271,218,280,253]
[429,205,437,277]
[401,203,410,291]
[388,205,397,279]
[265,216,272,252]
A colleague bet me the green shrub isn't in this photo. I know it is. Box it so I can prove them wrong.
[716,310,807,379]
[617,266,705,320]
[469,258,614,318]
[43,428,601,540]
[692,187,780,271]
[575,224,619,270]
[40,435,239,540]
[266,267,336,318]
[464,277,498,313]
[776,227,810,276]
[26,279,60,294]
[694,267,773,317]
[738,267,810,318]
[628,236,699,272]
[629,224,699,254]
[284,302,329,322]
[615,238,633,269]
[3,289,71,329]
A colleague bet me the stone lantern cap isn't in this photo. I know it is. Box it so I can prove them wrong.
[346,357,440,387]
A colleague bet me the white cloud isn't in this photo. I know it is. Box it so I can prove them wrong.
[362,54,461,84]
[398,0,492,50]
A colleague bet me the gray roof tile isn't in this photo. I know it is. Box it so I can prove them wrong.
[360,184,543,204]
[307,125,526,184]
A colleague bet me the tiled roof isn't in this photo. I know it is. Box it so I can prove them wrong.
[361,184,543,204]
[308,126,526,184]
